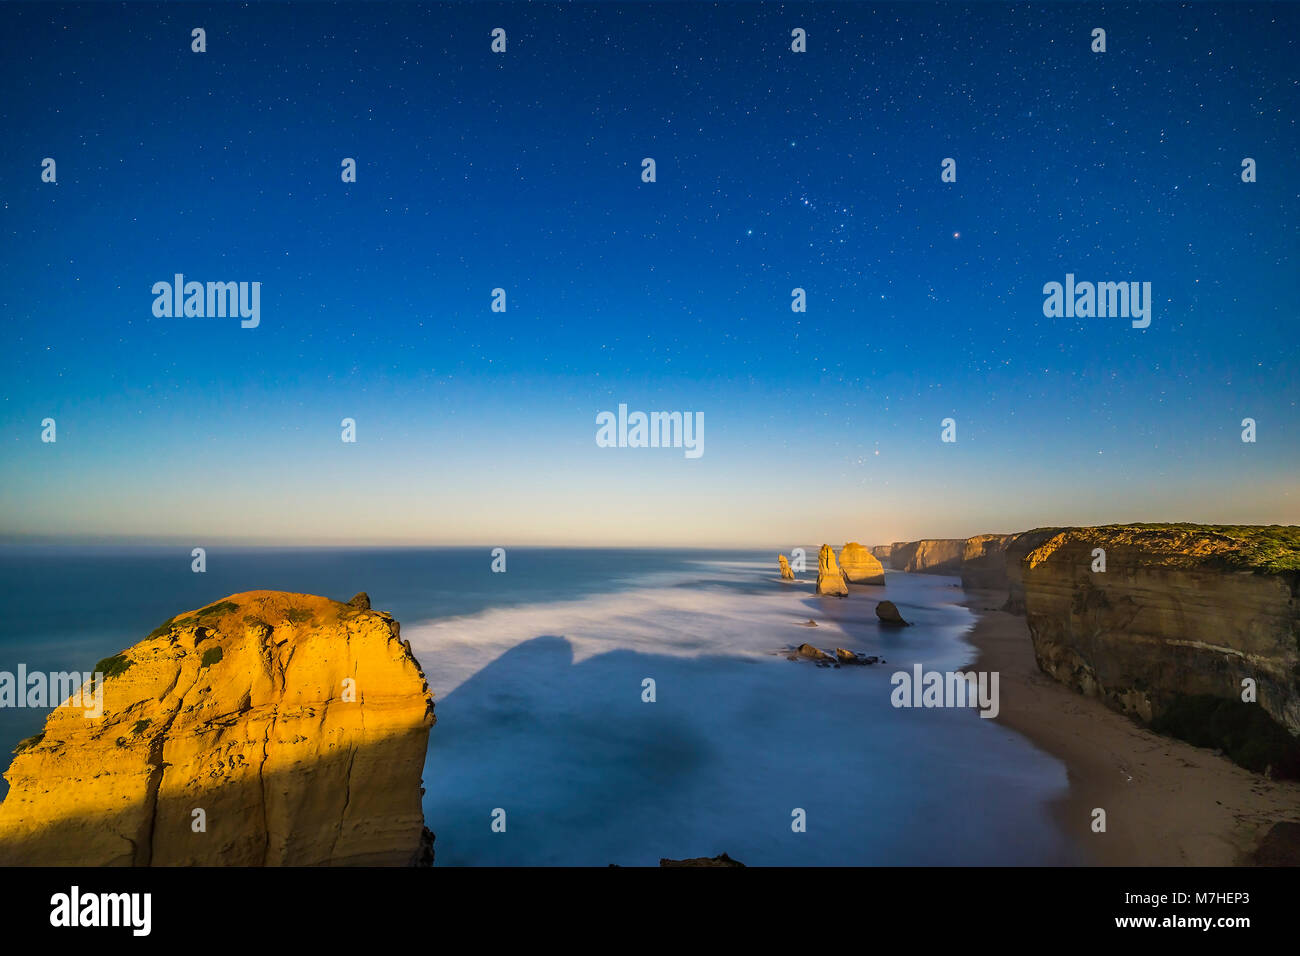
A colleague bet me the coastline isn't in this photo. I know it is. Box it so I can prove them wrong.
[412,566,1077,865]
[959,588,1300,865]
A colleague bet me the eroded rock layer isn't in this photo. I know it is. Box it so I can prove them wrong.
[838,542,886,585]
[0,591,435,866]
[1001,528,1066,613]
[889,539,966,575]
[815,544,849,597]
[959,534,1015,591]
[1021,526,1300,740]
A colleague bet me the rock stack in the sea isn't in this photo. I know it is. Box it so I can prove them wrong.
[838,542,886,585]
[875,600,910,626]
[786,643,880,667]
[1021,525,1300,775]
[0,591,436,866]
[778,554,795,580]
[815,544,850,597]
[835,648,880,666]
[795,642,835,662]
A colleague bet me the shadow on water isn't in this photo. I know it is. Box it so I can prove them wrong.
[422,635,730,867]
[419,625,1083,867]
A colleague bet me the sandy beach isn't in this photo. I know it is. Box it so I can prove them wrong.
[960,589,1300,866]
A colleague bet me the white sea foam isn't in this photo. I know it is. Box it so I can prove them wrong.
[406,582,834,697]
[407,563,1079,866]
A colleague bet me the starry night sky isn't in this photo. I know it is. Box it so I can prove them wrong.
[1,2,1297,546]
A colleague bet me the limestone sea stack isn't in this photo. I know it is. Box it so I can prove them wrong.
[875,600,910,626]
[1022,525,1300,774]
[795,643,835,662]
[0,591,436,865]
[815,544,849,597]
[778,554,795,580]
[838,542,886,585]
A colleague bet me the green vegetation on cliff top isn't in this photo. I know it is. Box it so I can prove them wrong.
[1124,524,1299,573]
[93,654,133,679]
[195,600,240,619]
[1065,523,1300,574]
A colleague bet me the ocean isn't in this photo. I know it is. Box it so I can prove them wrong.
[0,545,1080,865]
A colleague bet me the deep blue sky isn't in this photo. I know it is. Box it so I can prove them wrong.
[2,2,1297,546]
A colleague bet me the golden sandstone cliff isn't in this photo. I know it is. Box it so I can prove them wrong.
[1019,527,1300,759]
[879,529,1059,607]
[838,542,886,585]
[999,529,1065,613]
[0,590,435,866]
[887,539,966,574]
[872,524,1300,775]
[958,533,1014,591]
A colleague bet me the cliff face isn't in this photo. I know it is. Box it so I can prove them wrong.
[870,544,893,564]
[889,539,966,575]
[1021,527,1300,741]
[1002,528,1066,613]
[960,534,1014,591]
[0,591,435,866]
[838,542,886,585]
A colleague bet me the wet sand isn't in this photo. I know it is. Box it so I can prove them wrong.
[960,589,1300,866]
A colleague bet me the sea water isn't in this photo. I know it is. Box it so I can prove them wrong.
[0,545,1079,864]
